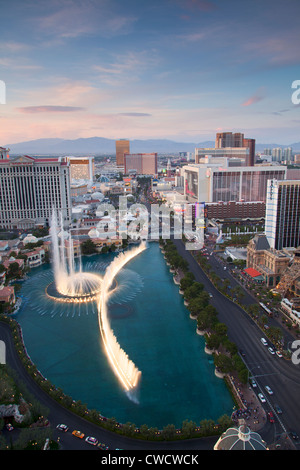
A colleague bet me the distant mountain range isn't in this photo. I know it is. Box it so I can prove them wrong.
[4,136,300,156]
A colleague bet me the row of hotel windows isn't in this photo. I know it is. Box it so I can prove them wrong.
[0,207,70,222]
[0,165,61,173]
[212,172,285,203]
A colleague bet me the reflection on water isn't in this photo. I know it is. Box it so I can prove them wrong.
[16,244,234,428]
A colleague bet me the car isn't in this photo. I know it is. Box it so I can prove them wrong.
[276,350,283,358]
[56,424,69,432]
[265,385,273,395]
[6,423,14,431]
[290,431,299,440]
[268,412,275,423]
[250,378,257,388]
[239,349,246,357]
[258,393,266,403]
[85,436,98,446]
[274,404,282,414]
[261,337,268,346]
[209,293,213,298]
[98,442,110,450]
[72,430,85,439]
[268,347,275,355]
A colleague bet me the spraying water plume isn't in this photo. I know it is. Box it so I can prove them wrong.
[98,242,146,397]
[49,210,146,398]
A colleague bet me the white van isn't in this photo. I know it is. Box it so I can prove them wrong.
[261,337,268,346]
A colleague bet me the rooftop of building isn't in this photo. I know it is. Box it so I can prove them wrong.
[214,421,267,450]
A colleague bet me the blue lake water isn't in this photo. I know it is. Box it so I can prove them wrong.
[16,242,234,428]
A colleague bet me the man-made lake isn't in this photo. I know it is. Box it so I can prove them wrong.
[16,242,234,429]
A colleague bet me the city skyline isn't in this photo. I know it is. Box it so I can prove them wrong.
[0,0,300,146]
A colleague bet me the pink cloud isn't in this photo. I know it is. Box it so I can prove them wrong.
[242,88,265,107]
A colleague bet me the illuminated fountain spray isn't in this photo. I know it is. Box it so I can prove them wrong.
[98,242,146,401]
[49,210,102,301]
[49,210,146,400]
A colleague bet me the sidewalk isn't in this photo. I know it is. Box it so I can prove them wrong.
[229,375,267,432]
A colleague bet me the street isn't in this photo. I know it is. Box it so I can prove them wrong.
[173,238,300,448]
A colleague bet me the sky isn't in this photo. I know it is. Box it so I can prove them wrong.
[0,0,299,146]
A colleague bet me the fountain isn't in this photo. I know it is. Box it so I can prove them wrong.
[46,211,103,302]
[97,242,146,400]
[47,210,146,398]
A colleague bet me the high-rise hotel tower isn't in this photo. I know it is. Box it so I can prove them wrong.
[265,179,300,250]
[116,139,130,167]
[0,155,71,230]
[215,132,256,166]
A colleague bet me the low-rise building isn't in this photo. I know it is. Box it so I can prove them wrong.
[0,285,15,306]
[25,247,45,268]
[246,234,290,287]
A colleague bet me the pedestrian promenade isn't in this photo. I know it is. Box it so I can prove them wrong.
[229,375,266,432]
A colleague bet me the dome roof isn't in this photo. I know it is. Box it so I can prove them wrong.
[88,228,100,238]
[214,422,267,450]
[23,234,38,244]
[91,191,104,200]
[58,230,69,239]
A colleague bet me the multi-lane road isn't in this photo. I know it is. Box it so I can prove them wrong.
[173,239,300,448]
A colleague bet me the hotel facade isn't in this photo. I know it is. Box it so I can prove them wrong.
[116,139,130,167]
[183,163,286,203]
[66,156,94,182]
[265,179,300,250]
[124,153,158,175]
[0,155,71,230]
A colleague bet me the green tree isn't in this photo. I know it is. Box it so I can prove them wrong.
[181,419,197,438]
[218,414,233,431]
[213,353,233,374]
[180,272,195,290]
[184,282,204,301]
[199,419,216,436]
[161,423,176,440]
[80,239,97,254]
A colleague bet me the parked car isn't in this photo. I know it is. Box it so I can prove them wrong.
[268,347,275,355]
[268,412,275,423]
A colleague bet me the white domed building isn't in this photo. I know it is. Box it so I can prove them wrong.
[90,191,104,202]
[214,420,267,450]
